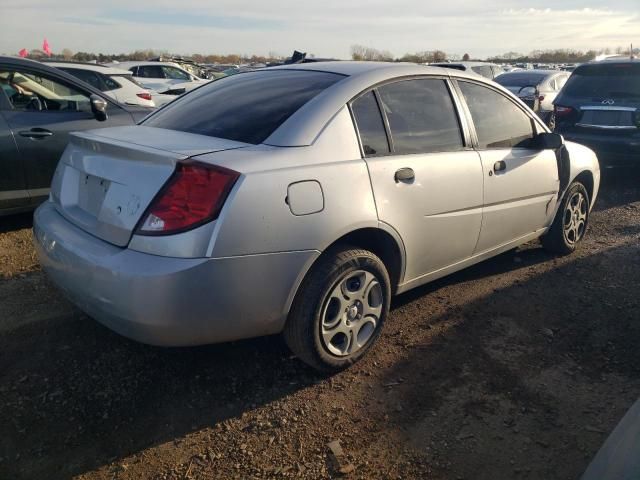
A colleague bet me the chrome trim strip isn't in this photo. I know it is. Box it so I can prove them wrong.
[0,189,29,201]
[576,123,637,130]
[580,106,637,112]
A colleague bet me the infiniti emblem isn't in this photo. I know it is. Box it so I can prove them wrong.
[602,99,615,105]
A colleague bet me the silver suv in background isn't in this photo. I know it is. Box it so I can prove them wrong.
[430,61,504,79]
[495,70,570,124]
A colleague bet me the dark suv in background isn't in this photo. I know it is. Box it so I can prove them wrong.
[553,59,640,168]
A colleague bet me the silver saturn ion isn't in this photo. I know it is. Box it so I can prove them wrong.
[34,62,600,372]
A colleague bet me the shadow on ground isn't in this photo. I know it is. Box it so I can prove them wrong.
[0,212,33,235]
[382,241,640,480]
[0,164,638,479]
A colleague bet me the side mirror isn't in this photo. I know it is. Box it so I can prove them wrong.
[90,94,108,121]
[536,132,564,150]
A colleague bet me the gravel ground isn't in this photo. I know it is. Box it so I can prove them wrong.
[0,172,639,480]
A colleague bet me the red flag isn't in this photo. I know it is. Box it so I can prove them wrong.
[18,48,28,58]
[42,38,52,56]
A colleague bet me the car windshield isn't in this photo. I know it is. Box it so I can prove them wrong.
[495,73,548,87]
[562,63,640,98]
[143,69,345,144]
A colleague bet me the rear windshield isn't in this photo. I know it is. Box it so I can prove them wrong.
[142,70,344,144]
[562,63,640,98]
[495,73,547,87]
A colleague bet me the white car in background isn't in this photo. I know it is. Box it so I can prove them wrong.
[109,61,209,96]
[45,61,163,108]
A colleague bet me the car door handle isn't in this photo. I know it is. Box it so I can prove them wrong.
[395,167,415,183]
[493,160,507,173]
[19,128,53,139]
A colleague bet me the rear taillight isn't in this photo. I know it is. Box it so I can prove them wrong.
[554,105,573,117]
[538,95,545,102]
[136,92,153,101]
[136,162,239,235]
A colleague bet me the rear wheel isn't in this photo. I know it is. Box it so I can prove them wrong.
[284,246,391,372]
[542,181,590,255]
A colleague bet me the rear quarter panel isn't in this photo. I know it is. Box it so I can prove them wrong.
[196,107,378,257]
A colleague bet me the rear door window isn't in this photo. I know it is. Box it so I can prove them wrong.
[143,70,344,144]
[376,78,463,154]
[351,91,389,156]
[459,81,535,149]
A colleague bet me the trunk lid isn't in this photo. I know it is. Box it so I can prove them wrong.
[50,126,249,246]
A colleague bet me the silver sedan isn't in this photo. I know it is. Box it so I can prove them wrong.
[34,62,600,372]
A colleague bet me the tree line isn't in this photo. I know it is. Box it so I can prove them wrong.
[15,45,638,65]
[20,48,284,65]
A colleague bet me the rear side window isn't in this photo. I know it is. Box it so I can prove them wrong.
[471,65,493,79]
[495,73,547,88]
[103,75,121,90]
[377,79,463,154]
[562,63,640,98]
[138,65,165,79]
[143,70,344,144]
[459,81,534,149]
[62,68,106,91]
[556,74,569,90]
[351,91,389,156]
[162,66,190,80]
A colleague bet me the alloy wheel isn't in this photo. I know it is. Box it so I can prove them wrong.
[563,191,587,245]
[320,269,384,357]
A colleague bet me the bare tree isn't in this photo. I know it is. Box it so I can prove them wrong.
[462,53,470,61]
[351,44,393,62]
[61,48,74,60]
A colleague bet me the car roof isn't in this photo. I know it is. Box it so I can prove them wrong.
[268,60,483,79]
[110,61,186,70]
[594,56,638,63]
[45,61,132,76]
[258,61,503,146]
[431,61,499,68]
[497,69,565,77]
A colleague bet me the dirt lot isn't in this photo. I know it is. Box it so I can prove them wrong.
[1,172,639,480]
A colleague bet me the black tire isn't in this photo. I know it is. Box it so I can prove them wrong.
[547,112,556,131]
[284,246,391,373]
[542,181,590,255]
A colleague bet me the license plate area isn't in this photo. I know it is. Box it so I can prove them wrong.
[578,107,637,129]
[77,173,110,217]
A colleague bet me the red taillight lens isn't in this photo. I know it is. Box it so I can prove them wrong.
[538,95,545,102]
[137,162,239,235]
[555,105,573,117]
[136,92,153,101]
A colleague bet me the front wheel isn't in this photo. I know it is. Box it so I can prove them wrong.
[284,246,391,373]
[542,181,590,255]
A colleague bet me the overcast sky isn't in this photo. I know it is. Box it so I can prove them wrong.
[1,0,638,58]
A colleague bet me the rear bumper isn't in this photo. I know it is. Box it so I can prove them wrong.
[33,201,318,346]
[557,129,640,168]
